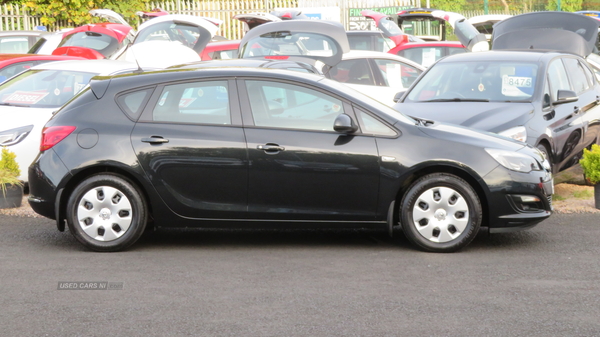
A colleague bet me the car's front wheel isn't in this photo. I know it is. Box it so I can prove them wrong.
[400,173,482,253]
[66,174,148,252]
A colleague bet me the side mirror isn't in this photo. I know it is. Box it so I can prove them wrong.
[553,90,578,105]
[393,91,406,103]
[333,114,358,133]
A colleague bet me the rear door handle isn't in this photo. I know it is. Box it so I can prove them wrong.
[141,136,169,144]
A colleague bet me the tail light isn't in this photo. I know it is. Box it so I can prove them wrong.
[40,126,76,151]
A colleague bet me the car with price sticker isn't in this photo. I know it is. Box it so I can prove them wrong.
[393,12,600,174]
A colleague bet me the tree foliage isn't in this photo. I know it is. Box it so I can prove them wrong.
[24,0,151,26]
[429,0,468,12]
[546,0,583,11]
[580,144,600,185]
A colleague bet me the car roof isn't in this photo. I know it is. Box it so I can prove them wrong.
[171,59,277,69]
[204,40,241,50]
[436,50,560,63]
[31,59,138,74]
[467,14,512,25]
[342,50,425,69]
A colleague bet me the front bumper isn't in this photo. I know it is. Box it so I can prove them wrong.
[483,165,553,233]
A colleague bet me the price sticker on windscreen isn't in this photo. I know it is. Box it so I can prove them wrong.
[502,75,532,96]
[3,91,49,104]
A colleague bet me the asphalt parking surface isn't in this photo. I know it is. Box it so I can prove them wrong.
[1,213,599,336]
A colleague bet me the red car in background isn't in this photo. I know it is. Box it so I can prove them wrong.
[362,9,489,67]
[51,22,133,59]
[200,40,240,60]
[0,54,85,82]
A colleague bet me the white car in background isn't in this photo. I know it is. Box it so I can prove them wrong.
[0,60,141,182]
[238,20,425,105]
[467,14,512,40]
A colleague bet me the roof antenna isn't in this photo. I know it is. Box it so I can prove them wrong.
[127,43,144,73]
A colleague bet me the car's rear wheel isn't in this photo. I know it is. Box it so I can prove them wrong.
[66,174,147,252]
[400,173,482,253]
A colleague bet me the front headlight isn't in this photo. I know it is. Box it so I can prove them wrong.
[485,148,542,173]
[498,126,527,143]
[0,125,33,146]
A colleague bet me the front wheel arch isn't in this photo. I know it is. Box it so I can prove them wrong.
[392,165,489,230]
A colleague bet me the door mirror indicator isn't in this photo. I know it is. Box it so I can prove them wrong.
[333,114,358,133]
[553,90,578,105]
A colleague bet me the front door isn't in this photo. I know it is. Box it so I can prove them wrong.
[239,79,381,221]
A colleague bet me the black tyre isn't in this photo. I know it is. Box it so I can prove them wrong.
[66,174,148,252]
[400,173,482,253]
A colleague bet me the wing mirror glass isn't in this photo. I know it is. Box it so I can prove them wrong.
[553,90,578,105]
[333,113,358,133]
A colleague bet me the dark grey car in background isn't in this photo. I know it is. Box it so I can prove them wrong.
[393,12,600,174]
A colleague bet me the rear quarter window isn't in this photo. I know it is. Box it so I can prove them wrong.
[116,88,154,120]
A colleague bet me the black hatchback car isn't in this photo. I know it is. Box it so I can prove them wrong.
[28,67,552,253]
[393,12,600,174]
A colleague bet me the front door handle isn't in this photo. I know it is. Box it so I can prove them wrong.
[574,106,581,115]
[257,144,285,152]
[141,136,169,144]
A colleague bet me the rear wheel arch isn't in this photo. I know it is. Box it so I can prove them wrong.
[58,166,153,230]
[392,164,489,229]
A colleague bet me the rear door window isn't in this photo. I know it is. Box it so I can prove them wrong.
[151,80,231,125]
[563,58,589,94]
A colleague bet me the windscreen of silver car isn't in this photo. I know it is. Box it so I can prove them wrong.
[405,61,538,102]
[0,69,96,108]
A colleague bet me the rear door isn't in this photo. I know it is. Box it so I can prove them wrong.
[239,78,381,221]
[131,78,249,219]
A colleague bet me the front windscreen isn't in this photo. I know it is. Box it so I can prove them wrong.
[405,61,539,102]
[240,31,338,57]
[59,32,121,58]
[0,69,97,108]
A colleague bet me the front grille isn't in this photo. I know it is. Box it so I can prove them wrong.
[547,195,553,210]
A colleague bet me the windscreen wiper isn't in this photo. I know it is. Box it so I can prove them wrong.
[425,98,489,102]
[0,102,30,107]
